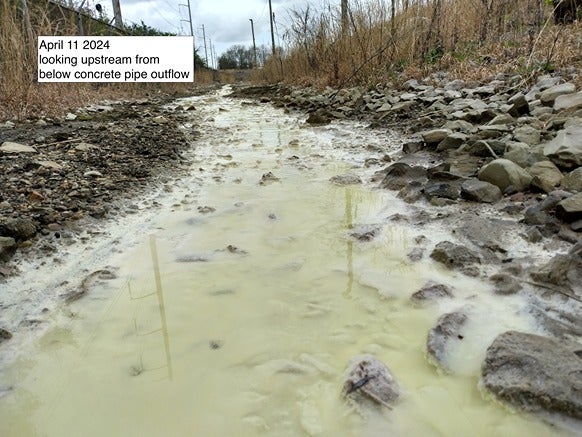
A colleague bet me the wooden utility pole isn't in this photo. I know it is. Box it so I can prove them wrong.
[268,0,276,56]
[111,0,123,28]
[249,19,257,68]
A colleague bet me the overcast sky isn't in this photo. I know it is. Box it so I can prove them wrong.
[89,0,327,66]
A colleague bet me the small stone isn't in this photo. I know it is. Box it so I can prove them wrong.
[28,191,44,203]
[83,170,103,178]
[329,174,362,186]
[65,112,77,121]
[259,172,280,185]
[197,206,216,214]
[0,142,37,153]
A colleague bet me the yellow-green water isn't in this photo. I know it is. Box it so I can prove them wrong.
[0,89,572,436]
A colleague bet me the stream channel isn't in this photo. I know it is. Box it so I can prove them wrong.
[0,87,571,436]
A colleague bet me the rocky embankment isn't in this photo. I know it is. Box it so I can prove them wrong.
[0,97,201,277]
[234,75,582,426]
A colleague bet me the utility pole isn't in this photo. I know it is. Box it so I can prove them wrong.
[249,19,257,68]
[111,0,123,28]
[202,25,209,68]
[186,0,194,37]
[268,0,276,56]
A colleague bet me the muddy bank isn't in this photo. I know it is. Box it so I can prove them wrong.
[0,94,208,277]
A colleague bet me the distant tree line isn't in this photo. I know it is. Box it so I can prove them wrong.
[218,44,272,69]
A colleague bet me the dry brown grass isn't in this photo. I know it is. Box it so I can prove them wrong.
[0,1,211,121]
[260,0,582,89]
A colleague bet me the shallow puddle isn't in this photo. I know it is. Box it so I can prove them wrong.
[0,89,573,436]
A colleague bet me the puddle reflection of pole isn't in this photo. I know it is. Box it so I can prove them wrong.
[344,188,354,298]
[150,236,174,380]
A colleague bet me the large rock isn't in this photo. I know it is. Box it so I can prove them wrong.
[0,218,37,240]
[0,237,16,261]
[512,125,540,145]
[554,91,582,112]
[430,241,481,276]
[562,167,582,192]
[530,242,582,299]
[527,160,563,193]
[343,355,400,409]
[426,310,468,372]
[543,123,582,169]
[540,83,576,105]
[423,182,460,200]
[507,93,529,117]
[460,179,502,203]
[380,162,428,190]
[481,331,582,420]
[436,132,467,151]
[410,282,453,305]
[556,192,582,222]
[421,129,451,145]
[478,159,532,192]
[503,142,544,168]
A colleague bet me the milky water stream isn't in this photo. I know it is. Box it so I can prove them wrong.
[0,87,571,436]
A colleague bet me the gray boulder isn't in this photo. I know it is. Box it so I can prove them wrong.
[543,123,582,169]
[489,273,522,295]
[478,158,533,192]
[423,182,461,200]
[411,282,453,304]
[562,167,582,192]
[554,91,582,112]
[530,242,582,299]
[380,163,428,190]
[343,355,400,409]
[461,179,502,203]
[556,192,582,222]
[527,160,563,193]
[421,129,452,145]
[481,331,582,420]
[0,237,16,261]
[0,218,37,240]
[436,132,467,151]
[507,93,529,117]
[426,310,468,372]
[503,142,544,168]
[430,241,481,276]
[512,125,540,145]
[540,83,576,105]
